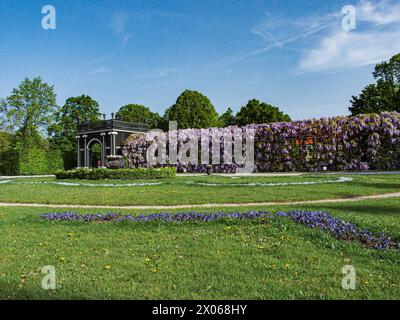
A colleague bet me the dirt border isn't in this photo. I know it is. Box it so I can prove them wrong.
[0,192,399,210]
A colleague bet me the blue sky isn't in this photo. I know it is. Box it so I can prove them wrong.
[1,0,400,120]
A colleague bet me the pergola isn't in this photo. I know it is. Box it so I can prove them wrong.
[76,114,149,168]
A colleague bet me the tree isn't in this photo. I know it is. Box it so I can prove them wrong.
[116,104,161,129]
[163,90,220,129]
[349,53,400,115]
[349,84,385,115]
[219,107,236,127]
[48,95,101,169]
[0,77,63,174]
[235,99,291,126]
[1,77,57,146]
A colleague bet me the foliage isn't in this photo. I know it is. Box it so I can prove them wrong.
[350,53,400,115]
[122,112,400,173]
[163,90,220,129]
[0,131,12,151]
[0,131,63,175]
[0,131,18,175]
[218,107,236,127]
[17,142,63,176]
[18,147,49,175]
[235,99,291,126]
[0,78,64,175]
[55,167,176,180]
[1,77,57,145]
[48,95,101,170]
[116,104,162,129]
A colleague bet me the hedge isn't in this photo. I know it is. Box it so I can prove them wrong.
[55,167,176,180]
[0,131,64,175]
[122,112,400,172]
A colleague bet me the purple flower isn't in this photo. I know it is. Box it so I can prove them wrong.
[41,210,400,250]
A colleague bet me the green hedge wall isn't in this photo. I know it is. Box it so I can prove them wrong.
[1,131,64,176]
[55,167,176,180]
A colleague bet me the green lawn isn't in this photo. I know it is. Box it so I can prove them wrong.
[0,174,399,205]
[1,197,400,299]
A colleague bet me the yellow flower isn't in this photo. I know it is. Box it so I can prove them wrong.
[104,265,112,270]
[59,257,65,262]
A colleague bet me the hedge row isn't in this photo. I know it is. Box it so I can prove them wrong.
[122,112,400,172]
[55,167,176,180]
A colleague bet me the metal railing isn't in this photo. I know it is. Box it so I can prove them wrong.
[77,119,149,133]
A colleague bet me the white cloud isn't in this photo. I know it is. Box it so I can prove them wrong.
[298,29,400,72]
[143,68,175,79]
[92,67,110,75]
[244,11,339,61]
[110,12,131,47]
[111,12,129,34]
[298,0,400,72]
[247,0,400,73]
[357,0,400,25]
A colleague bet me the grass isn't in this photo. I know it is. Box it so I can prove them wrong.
[0,174,399,205]
[0,197,400,299]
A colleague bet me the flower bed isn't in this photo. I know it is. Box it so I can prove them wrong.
[41,210,400,250]
[55,167,176,180]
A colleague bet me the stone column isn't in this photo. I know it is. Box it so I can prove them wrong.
[82,135,88,167]
[108,132,118,156]
[100,132,106,167]
[76,135,81,168]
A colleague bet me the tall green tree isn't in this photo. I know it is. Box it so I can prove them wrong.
[219,107,236,127]
[116,104,161,129]
[350,53,400,115]
[0,77,63,174]
[163,90,220,129]
[48,95,101,169]
[235,99,291,126]
[1,77,57,146]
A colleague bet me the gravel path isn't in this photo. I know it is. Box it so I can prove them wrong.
[0,192,399,210]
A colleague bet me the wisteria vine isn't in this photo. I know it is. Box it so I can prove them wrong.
[122,112,400,173]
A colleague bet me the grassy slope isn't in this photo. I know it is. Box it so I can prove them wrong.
[0,174,399,205]
[0,198,400,299]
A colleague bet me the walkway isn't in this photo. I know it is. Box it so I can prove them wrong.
[0,192,399,210]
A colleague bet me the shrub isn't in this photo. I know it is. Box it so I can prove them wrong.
[55,167,176,180]
[16,146,64,175]
[1,130,64,175]
[0,132,19,175]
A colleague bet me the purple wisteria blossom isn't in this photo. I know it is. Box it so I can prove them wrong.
[122,112,400,173]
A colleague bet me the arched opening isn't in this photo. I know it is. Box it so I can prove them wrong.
[87,138,103,168]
